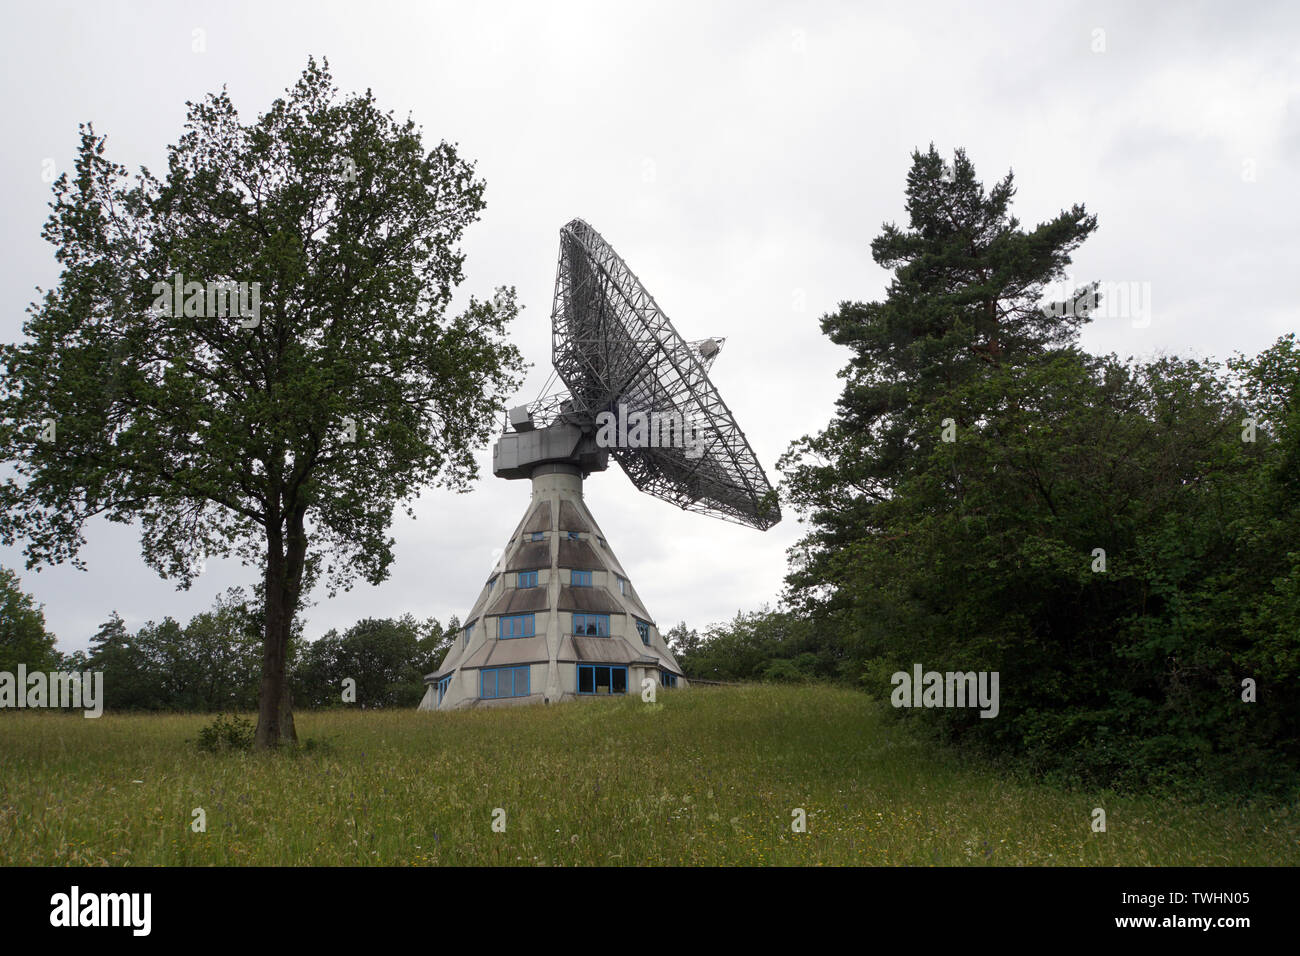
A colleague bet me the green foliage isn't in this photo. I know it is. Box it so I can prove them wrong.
[0,56,526,588]
[293,614,450,709]
[678,608,833,682]
[761,655,818,683]
[778,145,1300,796]
[781,145,1097,614]
[0,567,60,673]
[76,590,444,712]
[195,713,255,753]
[87,589,265,711]
[0,56,527,745]
[83,613,153,709]
[663,621,700,658]
[37,589,856,711]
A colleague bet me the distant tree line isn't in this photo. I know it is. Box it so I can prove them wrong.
[0,570,456,712]
[294,614,455,709]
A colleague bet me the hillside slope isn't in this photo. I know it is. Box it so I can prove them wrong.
[1,685,1294,865]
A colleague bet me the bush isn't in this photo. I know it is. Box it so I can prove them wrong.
[195,714,255,753]
[762,654,819,683]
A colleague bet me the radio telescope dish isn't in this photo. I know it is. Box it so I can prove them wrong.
[421,219,779,711]
[548,219,780,530]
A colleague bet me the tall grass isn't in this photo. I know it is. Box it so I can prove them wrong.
[1,685,1295,865]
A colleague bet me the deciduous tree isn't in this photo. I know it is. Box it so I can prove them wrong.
[0,58,527,746]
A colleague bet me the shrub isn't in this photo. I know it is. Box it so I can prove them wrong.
[195,714,255,753]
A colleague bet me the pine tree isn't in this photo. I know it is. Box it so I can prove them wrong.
[780,145,1097,612]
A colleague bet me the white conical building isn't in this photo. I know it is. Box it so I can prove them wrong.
[419,460,685,710]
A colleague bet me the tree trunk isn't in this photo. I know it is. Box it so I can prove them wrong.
[255,509,307,748]
[255,547,295,748]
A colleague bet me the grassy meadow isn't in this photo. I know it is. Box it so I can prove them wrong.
[1,684,1295,866]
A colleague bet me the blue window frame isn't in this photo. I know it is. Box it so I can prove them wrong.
[571,569,592,587]
[660,670,678,688]
[498,613,535,639]
[463,622,473,646]
[635,619,650,645]
[567,531,580,541]
[577,664,627,695]
[530,531,545,542]
[437,675,452,703]
[572,613,610,637]
[518,570,538,588]
[481,666,530,699]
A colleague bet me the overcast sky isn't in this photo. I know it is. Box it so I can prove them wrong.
[2,0,1297,653]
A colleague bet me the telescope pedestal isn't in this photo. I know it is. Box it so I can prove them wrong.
[419,463,685,710]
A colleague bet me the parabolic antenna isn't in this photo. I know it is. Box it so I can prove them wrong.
[545,219,780,529]
[420,219,779,711]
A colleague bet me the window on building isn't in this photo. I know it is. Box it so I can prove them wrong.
[530,531,545,542]
[498,614,536,639]
[481,666,530,699]
[635,619,650,645]
[518,570,538,589]
[567,531,580,541]
[437,675,452,703]
[572,613,610,637]
[577,664,627,695]
[463,623,473,646]
[616,576,626,595]
[570,569,592,587]
[659,670,678,688]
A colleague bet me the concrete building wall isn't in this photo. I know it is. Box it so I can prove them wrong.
[421,465,687,712]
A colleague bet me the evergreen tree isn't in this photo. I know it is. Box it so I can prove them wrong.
[779,146,1299,793]
[781,145,1096,615]
[87,612,163,709]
